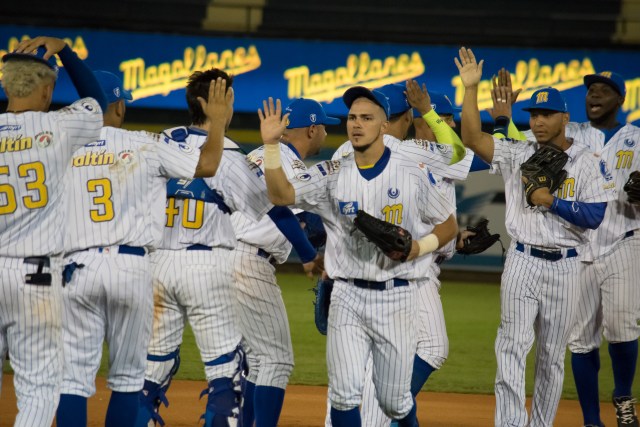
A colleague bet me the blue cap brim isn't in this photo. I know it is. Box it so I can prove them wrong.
[323,116,340,125]
[122,89,133,101]
[522,107,566,112]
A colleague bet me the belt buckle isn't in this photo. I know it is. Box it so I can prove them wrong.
[540,249,561,261]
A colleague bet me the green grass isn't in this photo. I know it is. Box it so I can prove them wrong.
[4,274,638,401]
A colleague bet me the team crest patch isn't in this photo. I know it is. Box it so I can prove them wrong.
[291,159,306,170]
[310,113,317,123]
[118,150,135,164]
[35,131,53,148]
[80,101,95,112]
[599,159,613,181]
[339,201,358,215]
[113,87,121,98]
[296,173,311,181]
[178,142,194,154]
[435,143,451,154]
[624,138,636,148]
[388,188,400,199]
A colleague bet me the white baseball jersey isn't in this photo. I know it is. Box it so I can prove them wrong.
[159,130,272,250]
[231,143,307,263]
[491,137,618,249]
[0,98,103,257]
[65,127,200,253]
[564,122,640,260]
[293,149,455,281]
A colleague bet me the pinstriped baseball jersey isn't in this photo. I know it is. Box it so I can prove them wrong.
[564,122,640,260]
[159,131,272,250]
[292,150,454,281]
[0,98,102,257]
[230,143,307,263]
[65,127,200,253]
[332,134,474,181]
[332,139,474,262]
[491,137,617,248]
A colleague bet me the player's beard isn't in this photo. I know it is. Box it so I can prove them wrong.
[352,129,383,153]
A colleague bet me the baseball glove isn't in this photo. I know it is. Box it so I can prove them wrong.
[353,210,413,262]
[456,218,501,255]
[623,171,640,204]
[520,143,569,207]
[312,278,334,335]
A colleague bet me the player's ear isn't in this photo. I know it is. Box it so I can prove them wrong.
[562,112,569,125]
[115,99,125,119]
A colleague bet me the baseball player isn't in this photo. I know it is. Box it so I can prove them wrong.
[562,72,640,427]
[231,97,337,427]
[56,72,230,427]
[326,82,487,427]
[0,36,106,427]
[135,71,321,427]
[261,89,458,427]
[455,47,618,427]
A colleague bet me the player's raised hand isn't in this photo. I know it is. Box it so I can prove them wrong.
[258,97,289,145]
[13,36,68,60]
[499,68,522,105]
[198,77,232,123]
[488,81,513,119]
[405,79,432,116]
[454,47,483,88]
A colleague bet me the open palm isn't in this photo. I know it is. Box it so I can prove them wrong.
[454,47,484,88]
[258,97,289,145]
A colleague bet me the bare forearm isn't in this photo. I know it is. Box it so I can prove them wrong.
[263,144,296,205]
[194,120,224,177]
[432,214,458,249]
[461,86,494,163]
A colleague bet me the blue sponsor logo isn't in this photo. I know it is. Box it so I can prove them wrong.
[0,125,22,132]
[624,138,636,148]
[388,187,400,199]
[339,201,358,215]
[85,139,106,147]
[599,159,613,181]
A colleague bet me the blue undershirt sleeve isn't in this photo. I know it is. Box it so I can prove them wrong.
[549,198,607,229]
[57,45,108,111]
[267,206,317,263]
[470,154,490,172]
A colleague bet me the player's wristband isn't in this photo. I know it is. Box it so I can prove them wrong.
[493,116,510,137]
[263,143,282,169]
[417,233,439,257]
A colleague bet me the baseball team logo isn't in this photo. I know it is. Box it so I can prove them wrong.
[118,150,135,164]
[35,131,53,148]
[339,201,358,215]
[599,159,613,181]
[178,142,194,154]
[114,87,121,98]
[309,113,317,123]
[536,91,549,104]
[388,188,400,199]
[624,138,636,148]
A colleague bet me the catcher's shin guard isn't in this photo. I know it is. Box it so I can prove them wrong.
[200,347,246,427]
[135,348,181,427]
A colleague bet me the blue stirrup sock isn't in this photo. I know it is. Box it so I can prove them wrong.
[410,355,436,397]
[242,381,256,426]
[396,398,418,427]
[609,340,638,397]
[571,350,602,425]
[254,385,285,427]
[330,407,361,427]
[56,394,87,427]
[106,391,140,427]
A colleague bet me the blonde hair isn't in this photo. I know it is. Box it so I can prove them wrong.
[1,60,57,98]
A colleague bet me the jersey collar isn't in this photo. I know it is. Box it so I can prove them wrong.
[357,147,391,181]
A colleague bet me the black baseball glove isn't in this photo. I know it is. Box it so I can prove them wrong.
[623,171,640,204]
[312,278,334,335]
[456,218,501,255]
[353,210,413,262]
[520,143,569,207]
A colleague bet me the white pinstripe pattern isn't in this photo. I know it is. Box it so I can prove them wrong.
[294,152,454,282]
[0,98,102,426]
[327,280,418,417]
[146,249,240,382]
[569,233,640,352]
[0,256,63,427]
[229,243,293,388]
[61,251,152,396]
[495,244,581,427]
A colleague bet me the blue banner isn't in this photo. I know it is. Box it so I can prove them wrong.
[1,25,639,125]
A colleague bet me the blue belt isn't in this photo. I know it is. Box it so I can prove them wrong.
[338,278,409,291]
[515,242,577,261]
[624,230,635,239]
[94,245,146,257]
[186,244,212,251]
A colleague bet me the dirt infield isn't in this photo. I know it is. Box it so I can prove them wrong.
[0,374,621,426]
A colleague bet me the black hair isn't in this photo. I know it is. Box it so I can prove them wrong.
[186,69,234,126]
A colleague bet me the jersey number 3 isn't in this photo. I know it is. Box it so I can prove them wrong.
[87,178,114,222]
[0,162,48,215]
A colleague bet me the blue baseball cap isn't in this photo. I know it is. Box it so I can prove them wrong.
[94,70,133,104]
[377,84,411,116]
[2,46,58,72]
[285,98,340,129]
[584,71,626,96]
[522,87,567,113]
[429,92,460,116]
[343,86,391,119]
